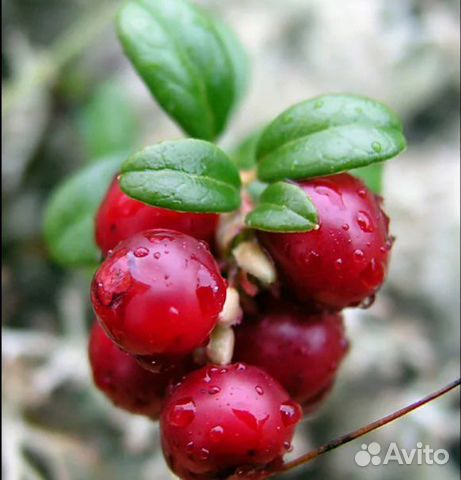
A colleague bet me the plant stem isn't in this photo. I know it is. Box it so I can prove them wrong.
[2,1,118,116]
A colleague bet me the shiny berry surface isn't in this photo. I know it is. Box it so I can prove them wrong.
[88,322,193,419]
[258,173,392,310]
[161,363,302,480]
[96,177,219,255]
[234,300,349,411]
[91,229,227,356]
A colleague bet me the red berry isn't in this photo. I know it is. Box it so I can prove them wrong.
[91,229,227,356]
[95,176,219,255]
[258,173,392,310]
[88,322,193,419]
[233,299,349,412]
[161,363,302,480]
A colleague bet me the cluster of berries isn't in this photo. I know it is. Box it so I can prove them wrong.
[89,171,392,479]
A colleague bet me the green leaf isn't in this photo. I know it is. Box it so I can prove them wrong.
[245,181,319,232]
[43,155,123,267]
[352,162,385,194]
[78,80,140,161]
[232,129,261,171]
[117,0,249,141]
[256,94,407,182]
[120,139,241,213]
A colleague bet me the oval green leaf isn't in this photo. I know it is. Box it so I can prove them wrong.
[43,155,123,267]
[256,94,407,182]
[245,181,318,233]
[117,0,249,141]
[120,139,241,213]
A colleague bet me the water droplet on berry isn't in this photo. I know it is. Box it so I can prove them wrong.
[255,386,264,395]
[314,183,344,208]
[284,441,292,451]
[353,249,364,262]
[153,252,161,259]
[198,448,210,460]
[134,247,149,257]
[235,363,247,371]
[356,211,374,232]
[233,409,259,431]
[359,294,376,309]
[334,258,343,270]
[208,386,221,395]
[208,425,224,443]
[168,398,196,427]
[185,442,194,454]
[372,142,382,153]
[280,401,301,426]
[342,223,350,231]
[357,189,367,198]
[360,259,385,289]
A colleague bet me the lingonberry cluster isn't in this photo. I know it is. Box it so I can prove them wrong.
[88,169,393,479]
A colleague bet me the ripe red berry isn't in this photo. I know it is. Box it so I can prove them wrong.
[95,176,219,255]
[258,173,392,310]
[91,229,227,356]
[88,322,193,419]
[161,363,302,480]
[233,299,349,412]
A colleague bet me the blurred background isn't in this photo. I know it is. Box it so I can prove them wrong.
[2,0,460,479]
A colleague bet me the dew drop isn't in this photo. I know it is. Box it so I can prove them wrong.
[235,363,247,371]
[353,249,364,262]
[153,252,161,259]
[372,141,382,153]
[356,211,374,233]
[342,223,350,231]
[233,409,259,431]
[208,425,224,443]
[168,398,196,427]
[134,247,149,258]
[208,386,221,395]
[359,294,376,309]
[198,448,210,461]
[314,183,344,208]
[284,441,292,451]
[219,368,228,374]
[280,401,301,426]
[360,259,385,289]
[357,189,367,198]
[255,386,264,396]
[185,442,194,454]
[334,258,343,270]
